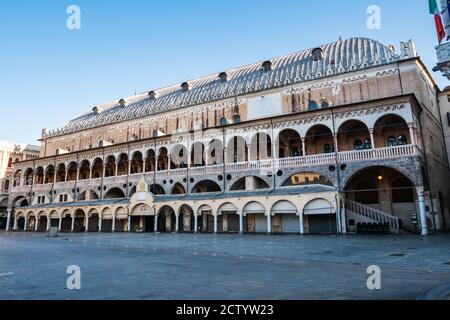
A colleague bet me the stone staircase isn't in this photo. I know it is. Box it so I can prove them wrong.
[345,199,400,234]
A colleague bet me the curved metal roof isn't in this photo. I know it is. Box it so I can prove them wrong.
[46,37,403,138]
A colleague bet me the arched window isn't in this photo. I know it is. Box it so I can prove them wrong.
[7,158,13,168]
[354,139,363,150]
[387,136,397,147]
[324,144,333,154]
[308,101,319,111]
[398,135,408,145]
[321,101,330,109]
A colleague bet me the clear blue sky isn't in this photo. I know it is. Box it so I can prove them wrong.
[0,0,447,144]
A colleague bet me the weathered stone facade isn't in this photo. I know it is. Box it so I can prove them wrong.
[6,38,450,235]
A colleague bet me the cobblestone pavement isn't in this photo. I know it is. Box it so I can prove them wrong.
[0,231,450,300]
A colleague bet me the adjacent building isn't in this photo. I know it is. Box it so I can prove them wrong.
[0,142,39,229]
[6,37,450,236]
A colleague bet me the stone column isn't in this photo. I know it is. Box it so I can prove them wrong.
[239,212,244,234]
[267,213,272,234]
[46,216,51,232]
[409,124,416,146]
[76,169,80,181]
[418,189,428,236]
[333,135,339,153]
[65,170,68,182]
[24,216,28,231]
[301,138,306,156]
[115,164,119,176]
[102,165,106,179]
[112,216,116,233]
[154,214,158,233]
[35,217,39,231]
[6,208,12,231]
[299,213,304,235]
[58,216,62,231]
[127,216,131,232]
[369,129,375,149]
[13,214,18,231]
[214,214,218,234]
[71,216,75,232]
[175,214,179,233]
[194,214,198,234]
[99,217,103,232]
[89,166,93,180]
[85,215,89,232]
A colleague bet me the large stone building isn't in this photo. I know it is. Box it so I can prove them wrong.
[0,141,39,229]
[6,37,450,236]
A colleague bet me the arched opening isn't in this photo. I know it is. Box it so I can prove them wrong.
[61,212,72,232]
[79,160,90,180]
[170,145,188,169]
[44,165,55,184]
[4,180,10,191]
[157,206,175,232]
[91,158,103,179]
[104,188,126,199]
[271,200,299,234]
[55,164,66,183]
[37,215,48,232]
[345,166,418,232]
[192,180,221,193]
[101,208,114,232]
[24,168,34,186]
[172,183,186,195]
[230,176,270,191]
[145,150,156,172]
[373,115,410,148]
[73,209,86,232]
[157,148,169,171]
[207,139,224,165]
[305,125,334,155]
[250,133,272,161]
[150,184,165,195]
[304,199,336,235]
[308,101,320,111]
[337,120,371,151]
[130,152,143,174]
[117,154,128,176]
[197,205,213,233]
[12,196,28,208]
[7,157,13,168]
[67,162,77,181]
[49,211,59,228]
[282,172,334,187]
[243,201,267,233]
[104,156,116,177]
[218,202,239,233]
[179,205,194,232]
[34,167,44,185]
[191,142,206,167]
[278,129,302,158]
[88,211,99,232]
[13,170,22,187]
[226,136,248,163]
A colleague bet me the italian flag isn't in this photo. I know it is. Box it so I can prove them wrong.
[429,0,446,44]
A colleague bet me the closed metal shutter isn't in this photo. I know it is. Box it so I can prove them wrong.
[227,214,240,233]
[255,215,267,233]
[282,214,299,233]
[309,215,337,234]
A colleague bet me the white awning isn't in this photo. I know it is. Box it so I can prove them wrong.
[271,201,298,214]
[304,199,335,215]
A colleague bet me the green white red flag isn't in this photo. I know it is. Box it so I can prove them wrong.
[430,0,446,43]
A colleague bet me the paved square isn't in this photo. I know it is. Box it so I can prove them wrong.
[1,231,450,300]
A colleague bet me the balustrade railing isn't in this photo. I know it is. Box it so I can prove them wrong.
[10,145,420,192]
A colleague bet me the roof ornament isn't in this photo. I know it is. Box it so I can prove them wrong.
[400,40,417,59]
